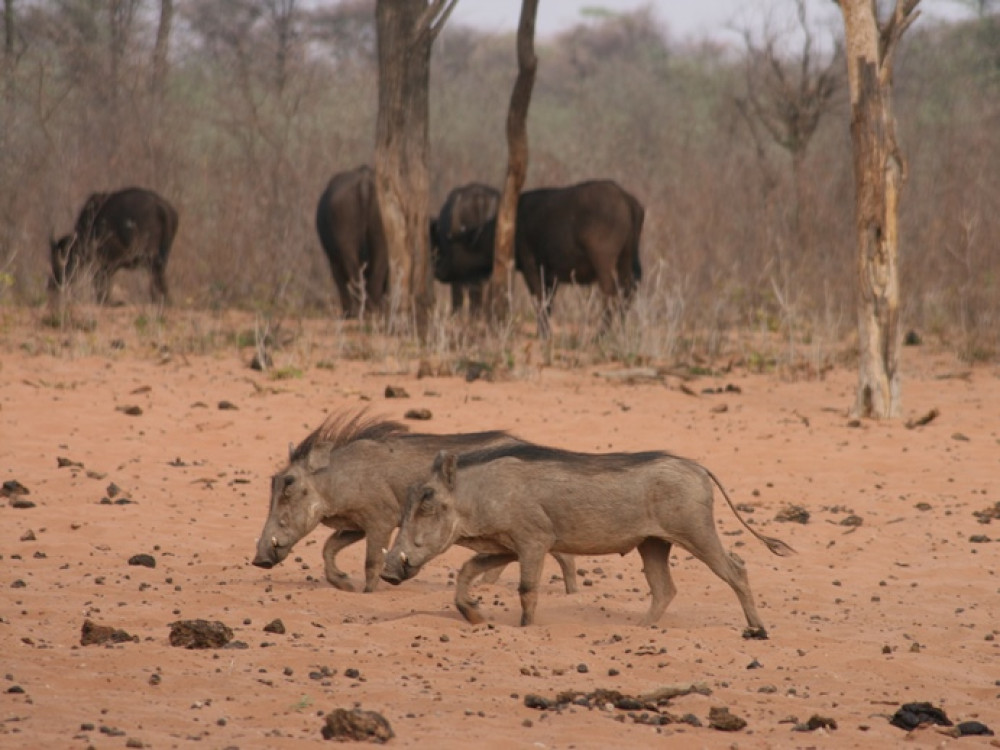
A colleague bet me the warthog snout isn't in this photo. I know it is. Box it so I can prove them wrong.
[252,535,288,569]
[380,550,413,586]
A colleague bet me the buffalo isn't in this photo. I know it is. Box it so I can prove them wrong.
[427,179,644,334]
[430,183,500,315]
[515,179,644,335]
[50,187,178,305]
[315,165,389,318]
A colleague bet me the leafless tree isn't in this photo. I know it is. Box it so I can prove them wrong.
[837,0,920,419]
[736,0,843,240]
[150,0,171,96]
[373,0,457,338]
[108,0,139,108]
[489,0,539,322]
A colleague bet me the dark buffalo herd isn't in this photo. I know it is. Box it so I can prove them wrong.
[315,165,389,319]
[49,172,644,330]
[50,187,178,305]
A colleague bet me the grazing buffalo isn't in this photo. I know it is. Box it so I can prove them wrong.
[50,187,178,305]
[251,411,577,594]
[515,179,644,335]
[430,183,500,315]
[315,165,389,318]
[383,443,793,637]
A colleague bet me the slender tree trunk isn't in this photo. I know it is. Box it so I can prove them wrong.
[150,0,172,96]
[839,0,918,419]
[490,0,539,323]
[3,0,14,105]
[374,0,456,340]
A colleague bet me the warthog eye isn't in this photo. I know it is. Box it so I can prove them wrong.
[282,475,296,491]
[417,487,437,514]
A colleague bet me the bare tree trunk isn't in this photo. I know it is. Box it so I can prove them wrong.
[490,0,539,323]
[839,0,919,419]
[3,0,13,65]
[150,0,172,96]
[374,0,456,340]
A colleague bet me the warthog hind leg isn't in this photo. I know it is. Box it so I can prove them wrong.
[637,538,676,626]
[455,553,516,624]
[686,537,769,638]
[322,530,365,592]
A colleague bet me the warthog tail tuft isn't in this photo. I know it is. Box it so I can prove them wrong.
[702,466,796,557]
[759,535,796,557]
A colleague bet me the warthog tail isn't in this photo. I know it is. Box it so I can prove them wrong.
[702,467,796,557]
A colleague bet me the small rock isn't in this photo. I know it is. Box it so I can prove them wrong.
[949,720,994,737]
[840,514,863,527]
[708,706,747,731]
[1,480,29,497]
[321,708,394,743]
[746,658,762,669]
[168,619,233,649]
[57,457,83,468]
[118,405,143,416]
[263,619,286,635]
[384,385,409,399]
[128,554,156,568]
[81,619,136,646]
[19,530,36,542]
[10,498,35,509]
[775,505,810,524]
[6,685,25,694]
[106,483,122,498]
[218,400,238,411]
[404,408,432,421]
[889,701,952,730]
[951,432,970,442]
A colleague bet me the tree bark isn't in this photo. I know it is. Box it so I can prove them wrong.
[150,0,173,96]
[374,0,456,340]
[839,0,919,419]
[490,0,539,323]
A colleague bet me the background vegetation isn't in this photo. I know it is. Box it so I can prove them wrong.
[1,0,997,368]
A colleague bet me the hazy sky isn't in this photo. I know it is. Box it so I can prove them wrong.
[449,0,971,45]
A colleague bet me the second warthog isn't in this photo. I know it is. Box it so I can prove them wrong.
[252,412,577,593]
[382,443,793,638]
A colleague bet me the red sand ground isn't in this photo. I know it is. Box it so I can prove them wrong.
[2,316,998,749]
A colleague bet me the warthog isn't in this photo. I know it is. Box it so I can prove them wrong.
[382,443,793,638]
[252,412,577,594]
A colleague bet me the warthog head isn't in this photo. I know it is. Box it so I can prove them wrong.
[382,451,461,585]
[252,448,331,570]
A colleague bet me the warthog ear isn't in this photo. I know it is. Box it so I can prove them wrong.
[435,450,458,490]
[306,445,331,472]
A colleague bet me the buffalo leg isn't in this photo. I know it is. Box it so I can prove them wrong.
[637,538,677,626]
[450,283,465,315]
[150,260,169,306]
[322,530,365,591]
[467,283,485,317]
[455,553,516,624]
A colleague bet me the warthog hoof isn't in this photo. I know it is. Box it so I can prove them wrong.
[456,600,485,625]
[742,626,769,640]
[325,571,356,592]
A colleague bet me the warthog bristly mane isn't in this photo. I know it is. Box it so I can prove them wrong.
[289,410,409,463]
[445,443,675,474]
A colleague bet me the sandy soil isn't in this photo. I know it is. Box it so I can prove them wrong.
[2,313,999,749]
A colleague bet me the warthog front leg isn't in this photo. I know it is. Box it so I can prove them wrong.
[455,553,517,624]
[516,548,548,626]
[637,538,677,626]
[477,552,579,594]
[322,530,365,592]
[361,526,394,593]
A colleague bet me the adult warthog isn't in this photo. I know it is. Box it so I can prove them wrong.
[383,443,793,638]
[50,187,178,305]
[315,165,389,318]
[252,412,577,594]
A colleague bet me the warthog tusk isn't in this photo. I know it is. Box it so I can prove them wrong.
[270,536,278,549]
[381,547,388,555]
[399,551,407,565]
